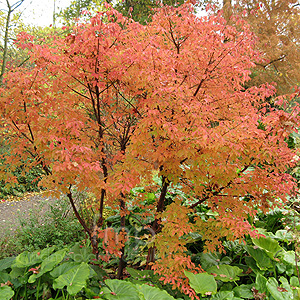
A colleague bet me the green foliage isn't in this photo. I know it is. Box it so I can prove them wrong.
[0,286,14,300]
[0,243,101,299]
[57,0,185,25]
[184,271,217,296]
[0,197,84,258]
[114,0,185,24]
[52,262,91,295]
[0,159,44,198]
[1,216,300,299]
[1,174,300,299]
[100,279,180,300]
[0,244,182,299]
[16,198,84,252]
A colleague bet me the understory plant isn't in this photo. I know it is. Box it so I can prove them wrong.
[0,196,85,259]
[0,2,299,298]
[1,221,300,299]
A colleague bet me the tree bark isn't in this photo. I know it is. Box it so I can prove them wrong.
[145,175,169,269]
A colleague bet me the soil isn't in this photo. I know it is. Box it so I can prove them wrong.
[0,192,56,236]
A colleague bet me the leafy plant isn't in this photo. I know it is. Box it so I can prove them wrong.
[0,157,44,198]
[183,228,300,299]
[0,243,105,299]
[100,279,182,300]
[0,197,84,258]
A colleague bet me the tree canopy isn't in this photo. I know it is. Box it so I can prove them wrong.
[0,2,299,298]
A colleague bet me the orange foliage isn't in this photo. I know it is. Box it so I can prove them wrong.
[0,3,299,296]
[228,0,300,94]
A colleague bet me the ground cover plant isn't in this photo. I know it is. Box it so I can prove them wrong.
[0,2,300,299]
[1,207,300,299]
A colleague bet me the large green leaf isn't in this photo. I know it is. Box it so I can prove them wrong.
[50,261,79,278]
[206,265,243,282]
[104,279,140,300]
[39,246,56,260]
[0,271,10,284]
[200,252,222,270]
[274,230,293,242]
[251,236,283,259]
[255,273,268,294]
[290,276,300,288]
[266,277,292,300]
[0,257,15,272]
[211,291,235,300]
[9,266,26,279]
[244,245,273,270]
[28,248,68,283]
[67,243,95,263]
[138,284,177,300]
[12,251,42,268]
[53,262,90,295]
[184,271,217,296]
[233,284,254,299]
[293,287,300,300]
[282,251,296,266]
[0,285,14,300]
[279,277,292,294]
[244,257,261,274]
[126,267,153,280]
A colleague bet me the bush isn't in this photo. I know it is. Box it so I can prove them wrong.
[0,158,44,199]
[0,196,85,258]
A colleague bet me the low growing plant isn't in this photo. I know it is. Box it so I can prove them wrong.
[0,197,85,259]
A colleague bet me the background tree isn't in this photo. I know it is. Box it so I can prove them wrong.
[58,0,184,24]
[235,0,300,95]
[0,0,62,81]
[114,0,184,23]
[209,0,300,95]
[0,0,24,84]
[57,0,102,26]
[1,3,299,297]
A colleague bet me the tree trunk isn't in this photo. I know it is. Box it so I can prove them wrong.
[145,175,169,269]
[0,2,11,85]
[1,0,25,85]
[116,197,126,279]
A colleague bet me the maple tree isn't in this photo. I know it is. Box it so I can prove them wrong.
[0,3,299,298]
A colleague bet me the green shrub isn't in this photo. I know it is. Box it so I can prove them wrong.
[0,197,85,259]
[0,159,44,198]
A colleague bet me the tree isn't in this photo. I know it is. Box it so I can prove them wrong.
[114,0,184,24]
[58,0,184,25]
[214,0,300,95]
[57,0,101,26]
[233,0,300,95]
[0,0,25,84]
[0,0,61,81]
[0,3,299,298]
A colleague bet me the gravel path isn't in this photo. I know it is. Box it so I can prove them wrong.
[0,192,56,236]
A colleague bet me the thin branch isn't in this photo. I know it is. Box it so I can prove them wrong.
[255,55,286,69]
[189,160,254,209]
[67,185,91,235]
[111,82,142,117]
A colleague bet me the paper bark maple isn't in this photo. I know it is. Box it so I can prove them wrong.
[0,3,299,298]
